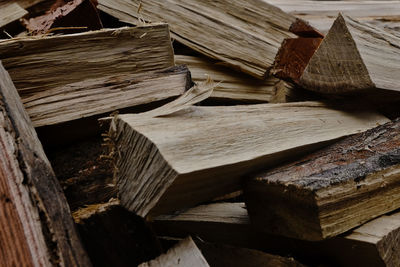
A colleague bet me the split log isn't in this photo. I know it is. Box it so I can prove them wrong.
[0,61,91,266]
[74,200,162,267]
[0,25,188,127]
[266,0,400,34]
[8,0,46,9]
[275,14,400,94]
[245,118,400,241]
[175,55,297,103]
[22,0,103,35]
[139,237,209,267]
[98,0,321,79]
[154,202,400,267]
[110,84,388,217]
[0,2,27,28]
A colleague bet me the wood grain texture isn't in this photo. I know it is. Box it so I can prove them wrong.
[0,61,91,266]
[175,55,293,103]
[139,237,209,267]
[0,2,27,28]
[246,118,400,241]
[98,0,298,79]
[0,24,174,98]
[154,202,400,267]
[299,14,400,94]
[111,85,388,217]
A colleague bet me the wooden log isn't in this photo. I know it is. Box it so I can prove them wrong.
[97,0,321,79]
[265,0,400,34]
[139,237,209,267]
[175,55,295,103]
[0,61,91,266]
[279,14,400,94]
[22,0,103,35]
[110,84,388,217]
[154,202,400,267]
[245,118,400,241]
[73,199,162,267]
[0,2,27,28]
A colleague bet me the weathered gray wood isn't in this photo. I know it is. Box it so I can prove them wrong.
[0,61,91,266]
[110,84,388,217]
[246,118,400,241]
[299,14,400,94]
[139,237,209,267]
[154,202,400,267]
[98,0,303,79]
[0,2,27,28]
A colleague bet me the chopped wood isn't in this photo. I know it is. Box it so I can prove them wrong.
[139,237,209,267]
[245,118,400,241]
[22,0,103,35]
[277,14,400,94]
[266,0,400,34]
[155,202,400,267]
[0,2,27,28]
[175,55,295,103]
[8,0,47,9]
[0,61,91,266]
[97,0,320,79]
[73,199,162,267]
[110,83,388,217]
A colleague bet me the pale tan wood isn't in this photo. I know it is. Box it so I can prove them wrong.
[98,0,299,79]
[246,119,400,241]
[265,0,400,34]
[155,202,400,267]
[139,237,209,267]
[175,55,294,103]
[0,2,27,28]
[110,84,388,217]
[299,14,400,94]
[0,61,91,266]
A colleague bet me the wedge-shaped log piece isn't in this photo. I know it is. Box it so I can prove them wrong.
[155,202,400,267]
[0,62,91,266]
[175,55,295,103]
[0,24,174,98]
[98,0,310,79]
[139,237,209,267]
[246,118,400,241]
[110,87,388,217]
[299,14,400,94]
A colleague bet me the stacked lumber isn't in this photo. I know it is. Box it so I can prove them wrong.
[1,0,400,266]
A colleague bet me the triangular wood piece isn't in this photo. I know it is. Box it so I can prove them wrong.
[245,118,400,241]
[299,14,400,94]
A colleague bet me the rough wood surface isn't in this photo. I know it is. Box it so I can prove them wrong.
[0,61,91,266]
[175,55,293,103]
[246,118,400,241]
[139,237,209,267]
[74,200,162,267]
[110,84,388,217]
[299,14,400,94]
[266,0,400,34]
[98,0,300,79]
[0,24,174,98]
[0,2,27,28]
[154,202,400,267]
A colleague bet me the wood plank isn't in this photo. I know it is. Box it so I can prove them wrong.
[98,0,304,79]
[73,199,162,267]
[0,61,91,266]
[0,3,27,28]
[175,55,295,103]
[154,202,400,267]
[265,0,400,34]
[298,14,400,94]
[110,84,388,217]
[139,237,209,267]
[245,118,400,241]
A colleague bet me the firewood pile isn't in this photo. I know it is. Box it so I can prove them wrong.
[1,0,400,266]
